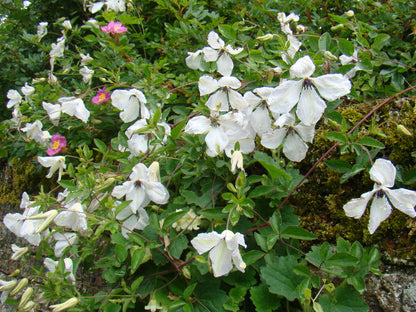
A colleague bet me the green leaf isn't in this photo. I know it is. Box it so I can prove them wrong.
[218,24,237,40]
[183,283,197,301]
[269,210,282,234]
[372,33,390,50]
[131,276,144,291]
[171,119,186,139]
[58,180,76,191]
[248,185,276,198]
[356,137,385,149]
[347,276,366,294]
[116,244,128,262]
[319,32,331,51]
[261,256,307,301]
[242,250,265,266]
[319,286,368,312]
[325,160,352,173]
[162,210,188,229]
[103,303,121,312]
[293,265,311,277]
[199,208,227,219]
[168,234,188,259]
[249,49,264,63]
[325,132,348,144]
[253,151,291,180]
[94,138,107,153]
[338,38,355,56]
[326,253,359,266]
[250,285,281,312]
[357,36,369,48]
[281,226,317,240]
[130,248,145,274]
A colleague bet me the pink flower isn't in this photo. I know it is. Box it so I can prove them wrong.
[92,87,110,104]
[47,133,66,156]
[101,21,127,34]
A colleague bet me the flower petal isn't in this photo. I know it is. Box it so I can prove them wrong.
[311,74,351,101]
[268,80,302,115]
[368,194,392,234]
[296,86,326,126]
[217,53,234,76]
[385,188,416,217]
[207,31,224,49]
[283,131,309,162]
[199,75,219,96]
[369,158,396,187]
[191,231,222,254]
[290,55,315,78]
[184,116,211,134]
[205,90,229,112]
[209,239,233,277]
[343,190,375,218]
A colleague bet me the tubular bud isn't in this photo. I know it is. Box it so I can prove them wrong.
[18,287,34,308]
[0,280,17,291]
[10,278,29,296]
[50,297,79,312]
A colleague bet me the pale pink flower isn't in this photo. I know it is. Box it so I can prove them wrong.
[101,21,127,34]
[92,87,111,104]
[47,133,66,156]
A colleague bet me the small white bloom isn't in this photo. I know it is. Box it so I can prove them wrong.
[340,50,361,78]
[261,113,315,162]
[42,102,61,126]
[79,66,94,84]
[268,55,351,125]
[38,156,66,181]
[344,159,416,234]
[277,12,299,35]
[202,31,243,76]
[44,257,75,282]
[111,89,150,123]
[86,18,100,28]
[54,202,88,232]
[58,96,90,123]
[21,83,35,100]
[49,37,65,58]
[115,205,149,238]
[186,49,204,71]
[144,294,163,312]
[62,20,72,30]
[6,89,22,109]
[80,53,93,66]
[171,209,202,231]
[37,22,48,39]
[53,232,78,257]
[20,120,51,145]
[191,230,247,277]
[231,150,244,173]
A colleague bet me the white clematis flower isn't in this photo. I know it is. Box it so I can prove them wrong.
[21,83,35,100]
[53,232,78,257]
[49,37,65,59]
[37,22,48,40]
[21,120,51,145]
[343,158,416,234]
[186,49,204,71]
[198,75,247,112]
[115,204,149,239]
[191,230,247,277]
[38,156,66,181]
[80,53,93,66]
[268,55,351,125]
[58,96,90,123]
[6,89,22,109]
[79,66,94,84]
[44,257,75,282]
[202,31,243,76]
[54,202,88,232]
[340,50,361,78]
[111,162,169,213]
[42,102,61,126]
[261,113,315,162]
[111,89,150,123]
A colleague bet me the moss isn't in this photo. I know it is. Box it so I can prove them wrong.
[291,96,416,259]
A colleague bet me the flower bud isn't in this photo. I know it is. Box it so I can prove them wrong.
[397,124,413,136]
[345,10,355,17]
[21,300,36,312]
[330,24,344,31]
[32,210,58,233]
[324,51,338,61]
[10,278,28,296]
[256,33,274,42]
[231,151,244,173]
[0,280,17,291]
[50,297,79,312]
[11,244,29,261]
[296,25,307,34]
[18,287,33,308]
[149,161,161,182]
[8,269,20,277]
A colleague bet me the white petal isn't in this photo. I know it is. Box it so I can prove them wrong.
[225,44,243,55]
[369,159,396,187]
[228,89,247,111]
[290,55,315,78]
[205,90,229,112]
[261,128,287,149]
[224,230,246,249]
[202,46,219,62]
[231,250,246,273]
[368,194,392,234]
[44,258,58,272]
[250,106,272,136]
[287,35,302,59]
[343,190,375,218]
[385,188,416,217]
[253,87,274,100]
[218,76,241,89]
[268,80,302,115]
[128,134,149,156]
[311,74,351,101]
[294,124,315,143]
[199,75,219,96]
[205,126,229,155]
[283,131,309,162]
[120,96,139,123]
[186,50,203,70]
[184,116,211,134]
[209,240,233,277]
[296,86,326,126]
[125,119,148,138]
[141,181,169,204]
[191,231,222,254]
[207,31,224,49]
[217,53,233,76]
[42,102,61,126]
[111,181,133,199]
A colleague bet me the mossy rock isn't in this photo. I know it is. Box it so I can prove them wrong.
[291,96,416,259]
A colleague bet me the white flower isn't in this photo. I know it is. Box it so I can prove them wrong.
[191,230,247,277]
[115,204,149,238]
[44,257,75,282]
[231,150,244,173]
[344,158,416,234]
[277,12,299,35]
[111,89,150,123]
[58,96,90,123]
[80,53,93,66]
[37,22,48,39]
[10,244,29,261]
[62,20,72,30]
[186,50,204,71]
[202,31,243,76]
[54,202,88,232]
[261,113,315,162]
[171,209,202,231]
[125,119,171,156]
[53,232,78,257]
[6,89,22,109]
[21,120,51,145]
[340,50,361,78]
[268,55,351,125]
[3,192,42,246]
[111,162,169,213]
[38,156,66,181]
[199,75,247,112]
[88,0,125,13]
[79,66,94,84]
[144,294,163,312]
[21,83,35,100]
[50,37,65,58]
[42,102,61,126]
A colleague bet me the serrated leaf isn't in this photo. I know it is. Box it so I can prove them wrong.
[356,137,385,148]
[269,210,282,234]
[372,33,390,50]
[325,160,352,173]
[253,151,291,180]
[218,24,237,40]
[293,265,311,277]
[130,248,145,273]
[242,250,265,266]
[261,256,307,301]
[249,285,281,312]
[116,244,128,262]
[168,234,188,259]
[248,185,276,198]
[326,253,359,266]
[347,275,366,294]
[281,226,317,240]
[58,180,76,191]
[338,38,355,56]
[319,285,368,312]
[325,132,348,143]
